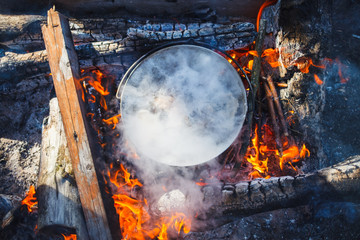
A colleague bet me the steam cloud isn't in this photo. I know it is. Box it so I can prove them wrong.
[120,45,247,166]
[116,44,247,221]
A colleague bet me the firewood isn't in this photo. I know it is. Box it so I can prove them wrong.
[232,19,267,173]
[251,19,267,95]
[196,155,360,230]
[37,97,89,240]
[265,75,289,136]
[42,8,112,240]
[264,82,283,155]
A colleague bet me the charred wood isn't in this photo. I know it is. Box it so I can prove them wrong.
[37,97,89,240]
[265,75,289,137]
[0,20,255,82]
[264,82,283,154]
[198,155,360,230]
[232,19,266,172]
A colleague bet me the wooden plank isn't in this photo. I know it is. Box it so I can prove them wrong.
[37,97,89,240]
[41,8,112,240]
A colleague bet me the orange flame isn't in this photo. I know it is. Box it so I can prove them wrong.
[102,114,121,129]
[257,0,278,32]
[262,48,281,68]
[245,124,310,179]
[294,58,326,74]
[61,234,77,240]
[21,185,37,213]
[86,69,110,96]
[107,162,191,239]
[79,68,111,109]
[314,74,324,85]
[335,58,349,83]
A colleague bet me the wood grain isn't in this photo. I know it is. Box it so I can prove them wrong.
[41,8,112,240]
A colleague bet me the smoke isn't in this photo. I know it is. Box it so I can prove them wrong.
[120,45,247,166]
[115,44,247,220]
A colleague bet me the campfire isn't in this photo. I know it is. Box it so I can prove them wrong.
[1,0,360,240]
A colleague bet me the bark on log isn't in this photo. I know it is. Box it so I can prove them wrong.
[198,155,360,230]
[37,97,89,240]
[42,8,112,240]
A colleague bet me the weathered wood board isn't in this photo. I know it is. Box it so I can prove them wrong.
[41,8,112,240]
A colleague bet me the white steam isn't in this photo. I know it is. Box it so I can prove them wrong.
[120,45,247,166]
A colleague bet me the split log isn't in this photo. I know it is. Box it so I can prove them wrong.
[198,155,360,230]
[42,8,112,240]
[37,97,89,239]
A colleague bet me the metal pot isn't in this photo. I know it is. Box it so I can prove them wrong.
[116,42,248,166]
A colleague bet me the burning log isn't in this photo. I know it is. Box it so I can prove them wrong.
[232,19,267,172]
[37,97,89,239]
[198,155,360,230]
[41,8,111,240]
[251,19,267,93]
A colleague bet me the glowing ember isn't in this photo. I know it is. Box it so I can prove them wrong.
[61,234,77,240]
[21,185,37,213]
[102,114,121,129]
[314,74,324,85]
[262,48,281,68]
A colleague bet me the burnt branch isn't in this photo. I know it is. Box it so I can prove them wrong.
[265,75,289,137]
[197,155,360,230]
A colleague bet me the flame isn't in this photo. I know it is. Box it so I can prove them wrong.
[102,114,121,129]
[107,163,191,239]
[245,124,310,179]
[79,68,112,110]
[257,0,278,32]
[86,70,110,96]
[314,74,324,85]
[21,185,37,213]
[294,57,326,74]
[247,60,254,71]
[262,48,281,68]
[335,58,349,83]
[61,234,77,240]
